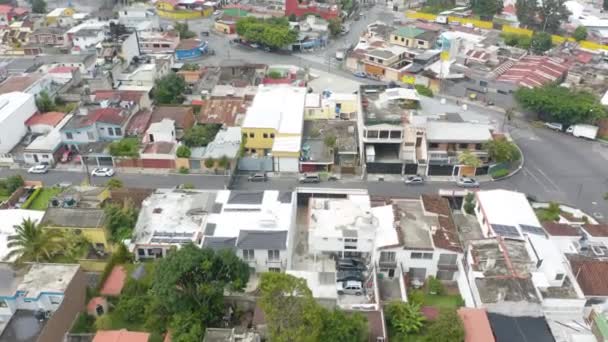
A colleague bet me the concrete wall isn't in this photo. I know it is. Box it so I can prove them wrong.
[0,95,36,154]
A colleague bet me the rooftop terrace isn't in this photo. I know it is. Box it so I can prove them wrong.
[360,85,418,126]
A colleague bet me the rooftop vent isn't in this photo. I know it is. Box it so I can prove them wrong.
[153,208,163,214]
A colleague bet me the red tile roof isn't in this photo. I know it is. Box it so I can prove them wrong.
[0,74,41,93]
[126,109,152,136]
[583,224,608,237]
[576,51,594,64]
[93,330,150,342]
[94,90,144,103]
[25,111,66,127]
[458,308,495,342]
[100,265,127,296]
[421,195,462,252]
[90,108,127,125]
[567,254,608,296]
[49,66,76,74]
[176,39,203,51]
[542,222,581,236]
[0,5,12,14]
[497,56,569,88]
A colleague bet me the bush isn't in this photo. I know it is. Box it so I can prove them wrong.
[414,84,433,97]
[71,313,95,333]
[94,314,113,330]
[182,183,195,189]
[178,166,189,174]
[267,70,283,79]
[490,168,509,179]
[427,276,445,295]
[21,187,42,209]
[106,179,123,189]
[204,158,215,169]
[463,192,475,214]
[176,145,191,158]
[408,289,425,306]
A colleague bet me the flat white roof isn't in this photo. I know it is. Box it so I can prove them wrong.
[147,118,174,134]
[425,121,492,143]
[25,114,72,152]
[272,136,302,153]
[309,196,376,239]
[0,92,33,123]
[477,190,542,231]
[18,263,80,299]
[0,209,45,261]
[286,270,338,299]
[373,205,399,248]
[305,93,321,108]
[242,85,306,134]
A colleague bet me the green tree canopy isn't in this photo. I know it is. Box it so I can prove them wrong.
[530,31,552,54]
[328,18,342,37]
[515,84,606,126]
[176,145,191,158]
[470,0,503,19]
[386,301,425,337]
[538,0,570,33]
[153,72,186,104]
[32,0,47,13]
[104,200,138,242]
[109,138,140,157]
[35,91,55,113]
[516,0,537,28]
[458,150,482,168]
[5,218,65,264]
[236,17,297,49]
[174,22,196,39]
[484,138,521,163]
[573,26,588,41]
[183,124,221,147]
[424,309,465,342]
[318,308,368,342]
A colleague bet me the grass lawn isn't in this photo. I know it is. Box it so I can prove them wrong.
[28,187,61,210]
[423,293,462,309]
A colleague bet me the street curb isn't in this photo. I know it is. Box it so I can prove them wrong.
[491,141,525,182]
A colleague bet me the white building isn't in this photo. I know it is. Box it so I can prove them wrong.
[118,5,159,29]
[0,92,37,154]
[24,114,73,165]
[144,118,175,143]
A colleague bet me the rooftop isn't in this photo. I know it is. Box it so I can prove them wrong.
[176,38,205,51]
[242,85,306,134]
[0,92,34,123]
[41,208,105,228]
[420,195,462,252]
[63,108,128,131]
[142,142,175,155]
[133,190,217,246]
[487,313,555,342]
[458,308,495,342]
[25,112,66,128]
[0,310,46,342]
[93,330,150,342]
[125,109,152,136]
[99,265,127,297]
[200,127,242,160]
[390,199,435,250]
[308,196,377,240]
[497,56,569,88]
[360,85,416,126]
[0,75,41,93]
[302,120,358,153]
[582,224,608,237]
[18,263,80,299]
[567,254,608,296]
[476,190,543,239]
[392,26,425,38]
[197,98,248,126]
[541,222,582,237]
[425,121,493,143]
[150,106,191,129]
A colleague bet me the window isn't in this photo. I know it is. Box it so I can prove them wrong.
[437,270,455,280]
[555,273,564,281]
[479,80,488,87]
[42,155,49,159]
[417,40,425,45]
[390,131,401,139]
[107,127,114,136]
[49,295,62,305]
[0,300,7,308]
[243,249,254,260]
[270,133,275,138]
[475,143,483,150]
[87,131,95,140]
[251,149,256,154]
[458,143,468,149]
[401,37,405,42]
[438,254,457,265]
[263,133,268,138]
[344,238,358,243]
[411,252,422,259]
[269,267,281,272]
[268,250,279,260]
[380,251,396,262]
[114,128,122,136]
[138,248,145,256]
[249,133,254,138]
[423,253,433,259]
[366,130,379,139]
[497,89,508,95]
[379,131,389,139]
[429,143,439,148]
[66,132,73,140]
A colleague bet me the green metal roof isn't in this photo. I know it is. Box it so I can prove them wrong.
[222,8,249,17]
[595,313,608,339]
[392,26,425,38]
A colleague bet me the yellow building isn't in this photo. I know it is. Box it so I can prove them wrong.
[241,85,307,172]
[41,207,111,251]
[304,92,358,120]
[46,7,75,25]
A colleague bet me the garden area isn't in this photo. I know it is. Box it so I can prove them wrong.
[25,187,62,210]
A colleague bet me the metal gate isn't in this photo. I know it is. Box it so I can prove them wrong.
[428,164,454,176]
[366,162,402,174]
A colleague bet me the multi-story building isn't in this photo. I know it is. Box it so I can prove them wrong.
[0,92,37,154]
[138,31,179,54]
[390,27,438,50]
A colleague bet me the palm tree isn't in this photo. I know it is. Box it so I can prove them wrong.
[6,218,65,264]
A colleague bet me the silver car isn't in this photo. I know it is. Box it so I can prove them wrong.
[91,167,115,177]
[404,175,425,185]
[27,164,49,174]
[456,177,479,188]
[336,280,364,296]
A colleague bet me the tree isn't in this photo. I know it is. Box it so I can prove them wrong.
[104,200,138,242]
[538,0,570,33]
[106,178,123,189]
[318,308,367,342]
[5,175,23,193]
[427,276,445,295]
[324,134,337,149]
[170,312,204,342]
[537,201,561,221]
[484,138,521,163]
[424,309,465,342]
[176,145,191,158]
[32,0,46,13]
[259,272,322,342]
[458,151,482,168]
[35,91,55,113]
[236,17,297,49]
[174,22,196,39]
[515,84,606,126]
[573,26,588,41]
[109,138,139,157]
[5,218,65,264]
[470,0,503,19]
[463,192,476,215]
[62,231,90,262]
[204,158,215,169]
[217,155,229,169]
[183,124,221,147]
[386,301,425,336]
[151,245,249,328]
[515,0,538,28]
[328,18,342,37]
[530,32,552,54]
[153,72,186,104]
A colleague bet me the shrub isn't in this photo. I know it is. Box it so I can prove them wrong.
[182,183,195,189]
[217,155,230,169]
[94,314,113,330]
[21,187,42,209]
[490,168,509,179]
[178,166,189,174]
[71,313,95,333]
[106,179,123,189]
[463,192,475,215]
[427,276,445,295]
[267,70,284,79]
[204,158,215,169]
[408,289,425,306]
[176,145,191,158]
[414,84,433,97]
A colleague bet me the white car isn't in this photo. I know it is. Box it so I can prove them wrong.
[456,177,480,188]
[404,175,425,185]
[28,164,49,174]
[336,280,364,296]
[91,167,115,177]
[544,122,563,131]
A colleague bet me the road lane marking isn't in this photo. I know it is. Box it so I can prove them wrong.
[523,168,551,193]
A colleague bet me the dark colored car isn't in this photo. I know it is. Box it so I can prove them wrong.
[336,270,364,283]
[336,258,366,271]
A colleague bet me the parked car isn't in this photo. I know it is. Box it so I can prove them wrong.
[248,173,268,182]
[336,270,364,283]
[336,280,364,295]
[456,177,479,188]
[28,164,49,174]
[566,124,599,140]
[91,167,115,177]
[200,30,210,37]
[336,258,366,271]
[404,175,425,185]
[353,71,367,78]
[544,122,563,131]
[299,174,321,184]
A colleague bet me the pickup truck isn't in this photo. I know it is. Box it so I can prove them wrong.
[566,124,599,140]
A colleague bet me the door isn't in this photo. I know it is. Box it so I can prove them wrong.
[33,154,39,163]
[388,268,395,278]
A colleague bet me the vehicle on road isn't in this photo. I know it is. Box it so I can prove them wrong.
[335,50,345,61]
[404,175,425,185]
[248,173,268,182]
[544,122,563,131]
[336,280,363,295]
[566,124,599,140]
[91,167,115,177]
[336,258,366,271]
[299,174,321,184]
[336,270,364,283]
[353,71,367,78]
[28,164,49,174]
[200,30,210,37]
[456,177,480,188]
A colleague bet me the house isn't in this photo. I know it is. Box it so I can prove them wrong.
[138,31,180,54]
[284,0,339,20]
[304,91,358,120]
[118,4,159,29]
[41,208,110,251]
[46,7,76,26]
[0,209,45,261]
[28,27,69,47]
[497,56,569,88]
[390,27,438,49]
[24,114,73,165]
[0,74,57,97]
[93,330,150,342]
[189,127,241,171]
[487,313,556,342]
[241,85,307,172]
[144,119,175,143]
[175,39,208,60]
[201,190,296,273]
[150,106,195,138]
[93,90,152,110]
[26,112,66,135]
[458,308,495,342]
[300,120,358,173]
[0,92,37,154]
[0,5,28,24]
[71,27,105,52]
[61,107,133,146]
[0,263,86,342]
[196,97,249,127]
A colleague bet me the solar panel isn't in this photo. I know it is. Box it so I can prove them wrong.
[520,224,546,236]
[492,224,520,237]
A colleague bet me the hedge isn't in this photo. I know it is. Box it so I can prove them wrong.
[490,168,509,179]
[21,187,42,209]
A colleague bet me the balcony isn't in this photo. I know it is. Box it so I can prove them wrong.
[378,260,397,268]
